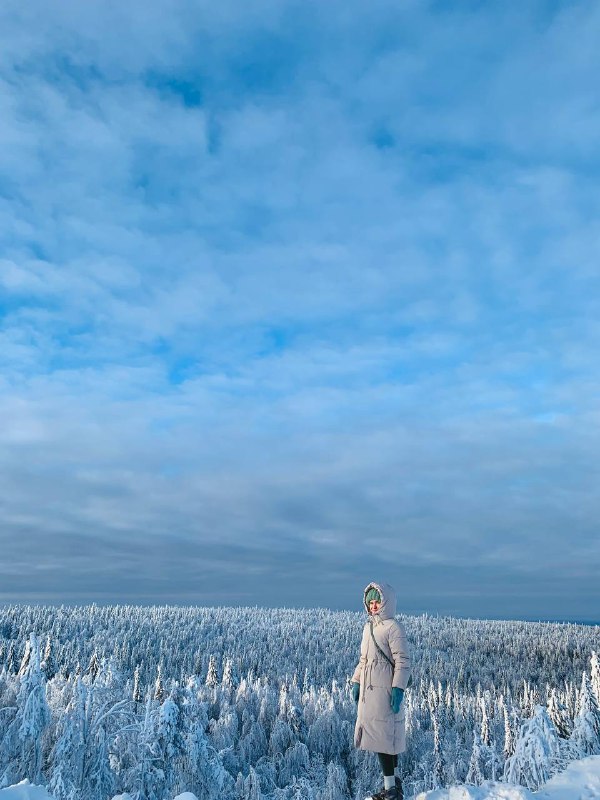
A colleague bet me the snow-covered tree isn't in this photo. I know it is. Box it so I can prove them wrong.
[85,723,115,800]
[133,665,143,708]
[182,708,231,800]
[500,697,515,759]
[86,651,101,683]
[547,687,570,739]
[49,674,125,800]
[205,656,219,689]
[278,742,310,787]
[432,708,445,788]
[288,776,316,800]
[209,708,238,751]
[479,695,491,747]
[591,651,600,707]
[269,718,295,756]
[503,704,560,789]
[222,658,238,691]
[318,760,349,800]
[2,634,51,785]
[153,664,165,703]
[5,642,17,674]
[239,719,268,770]
[41,636,57,681]
[156,690,186,797]
[49,679,86,800]
[243,765,263,800]
[569,671,600,757]
[132,693,163,800]
[16,638,32,679]
[307,701,345,761]
[465,731,485,786]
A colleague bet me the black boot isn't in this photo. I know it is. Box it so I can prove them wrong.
[370,788,400,800]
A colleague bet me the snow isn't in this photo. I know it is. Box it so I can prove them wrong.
[412,755,600,800]
[2,758,600,800]
[0,788,200,800]
[0,780,55,799]
[542,756,600,799]
[0,787,200,800]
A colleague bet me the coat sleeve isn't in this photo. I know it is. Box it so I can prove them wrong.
[350,624,368,684]
[388,621,411,689]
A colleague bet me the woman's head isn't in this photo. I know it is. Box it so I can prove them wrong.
[365,586,382,614]
[363,581,397,620]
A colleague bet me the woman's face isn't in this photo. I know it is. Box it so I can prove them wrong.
[368,599,381,614]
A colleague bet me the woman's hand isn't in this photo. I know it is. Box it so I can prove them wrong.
[352,682,360,703]
[391,687,404,713]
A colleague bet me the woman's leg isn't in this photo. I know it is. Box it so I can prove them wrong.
[377,753,396,791]
[377,752,396,777]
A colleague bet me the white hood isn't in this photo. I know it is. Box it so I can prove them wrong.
[363,580,397,622]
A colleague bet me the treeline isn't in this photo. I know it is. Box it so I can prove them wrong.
[0,606,598,799]
[0,606,597,695]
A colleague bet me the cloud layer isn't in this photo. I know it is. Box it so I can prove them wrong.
[1,0,599,619]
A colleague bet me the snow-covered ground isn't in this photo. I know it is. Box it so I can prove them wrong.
[414,755,600,799]
[0,787,201,800]
[0,781,55,800]
[3,757,600,800]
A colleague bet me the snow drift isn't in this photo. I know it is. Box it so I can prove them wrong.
[0,780,55,799]
[414,754,600,799]
[2,756,600,800]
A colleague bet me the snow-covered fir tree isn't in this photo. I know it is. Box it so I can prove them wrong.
[0,634,50,786]
[86,651,101,683]
[591,650,600,706]
[569,671,600,757]
[503,704,561,789]
[41,636,57,681]
[547,687,571,739]
[133,665,143,708]
[317,760,349,800]
[205,657,219,689]
[465,731,485,786]
[153,664,165,703]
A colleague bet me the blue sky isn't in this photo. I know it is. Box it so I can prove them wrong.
[1,0,599,620]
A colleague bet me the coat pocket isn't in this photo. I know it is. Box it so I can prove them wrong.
[367,684,392,718]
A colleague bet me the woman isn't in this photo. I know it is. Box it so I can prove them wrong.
[351,581,412,800]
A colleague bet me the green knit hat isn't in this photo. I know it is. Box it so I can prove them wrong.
[365,587,381,605]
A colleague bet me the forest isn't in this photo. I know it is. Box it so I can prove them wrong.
[0,604,599,799]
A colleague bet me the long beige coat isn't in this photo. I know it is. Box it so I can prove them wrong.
[351,581,412,755]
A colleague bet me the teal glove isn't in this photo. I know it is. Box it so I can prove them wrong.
[391,687,404,713]
[352,682,360,703]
